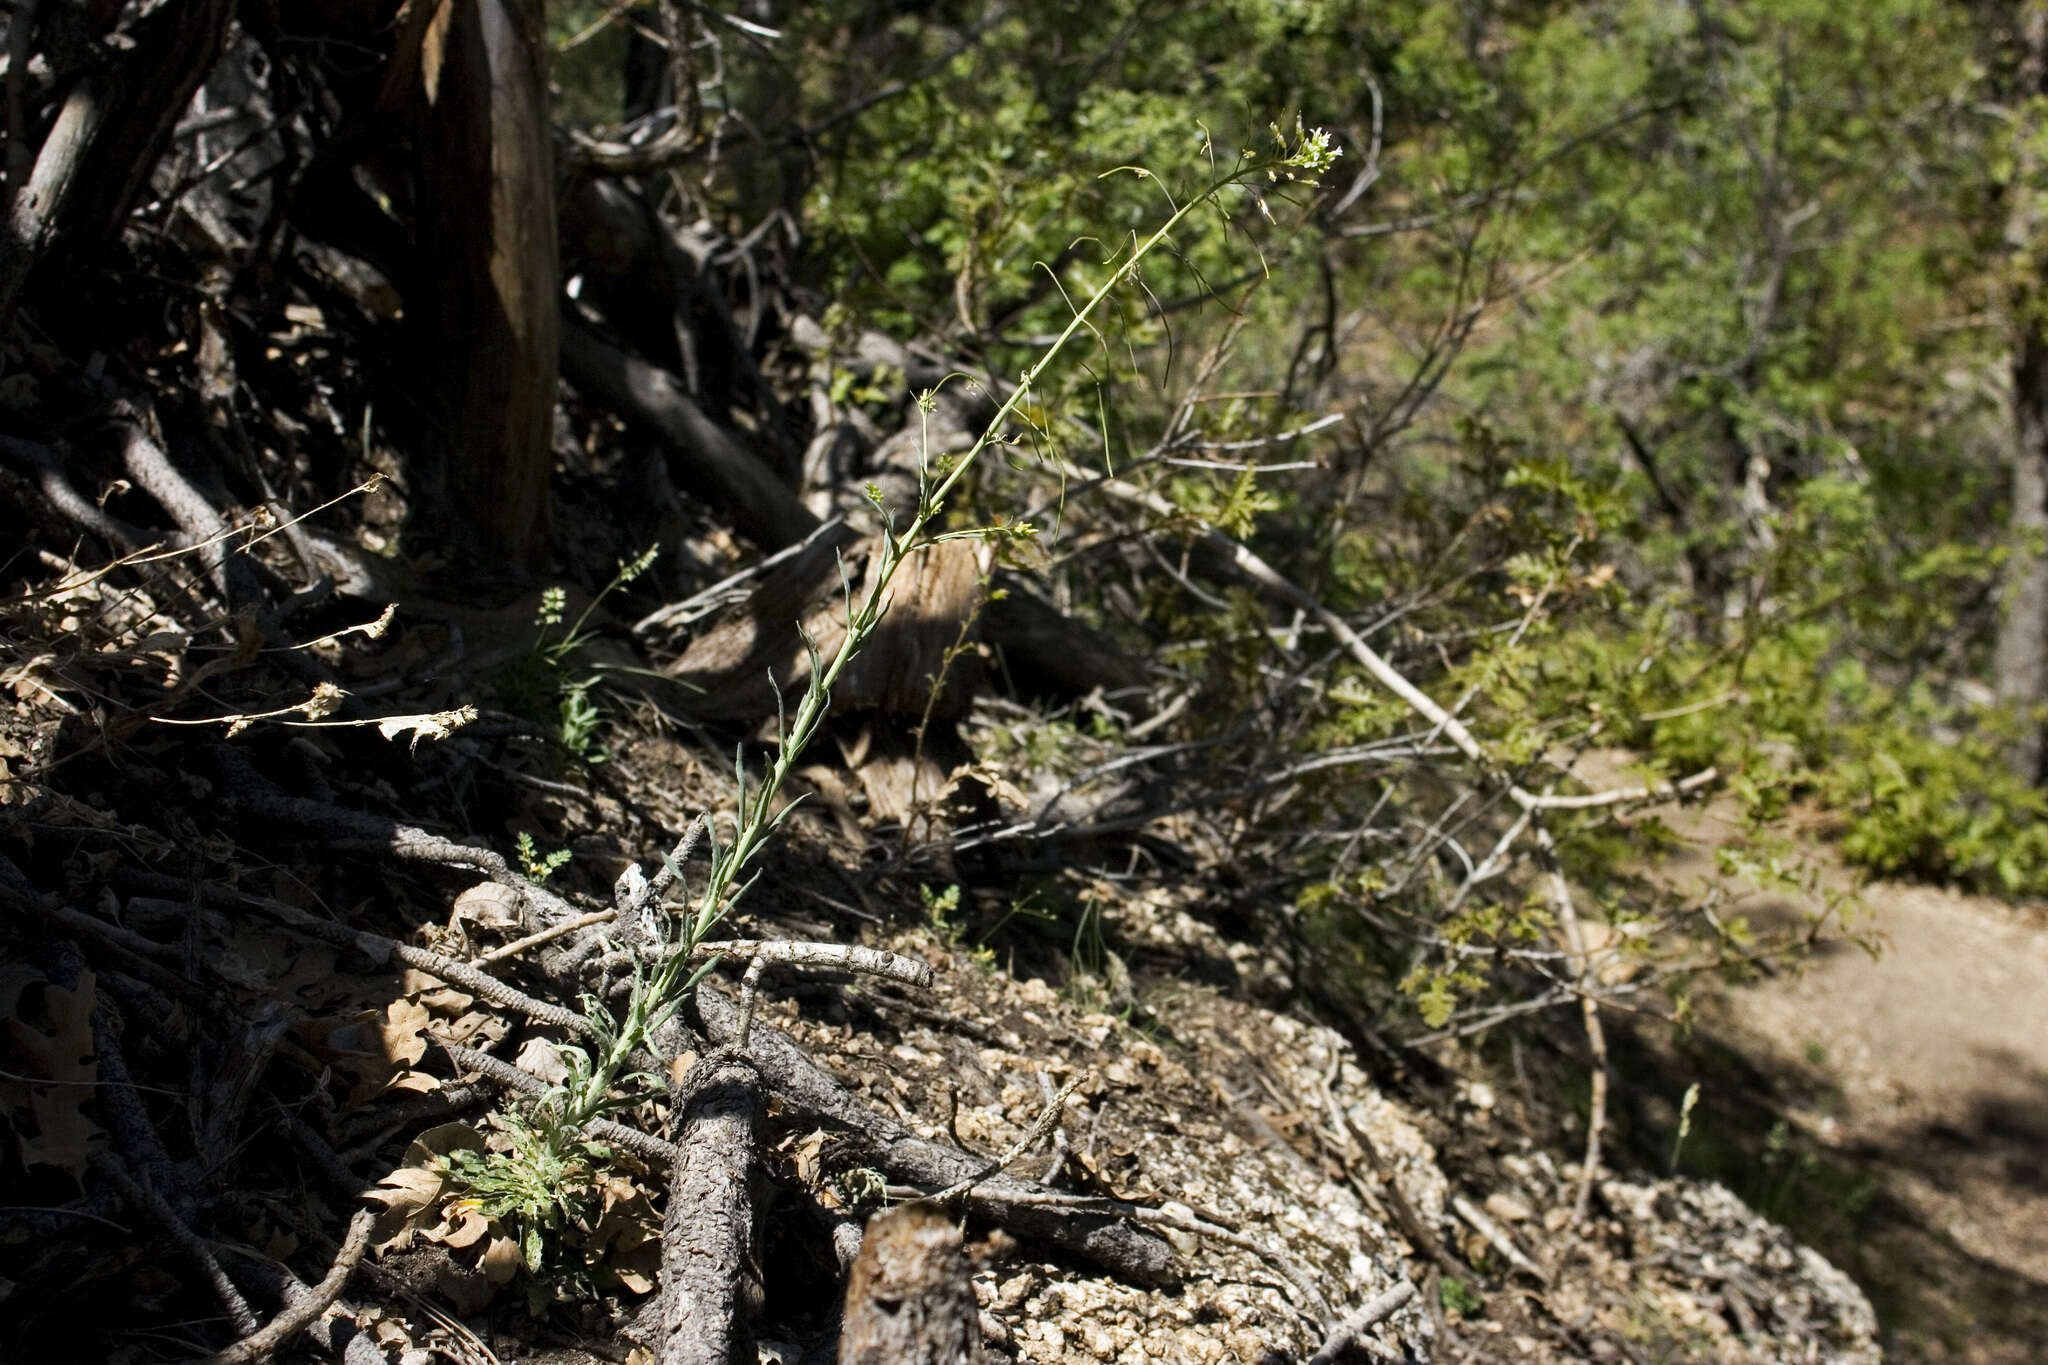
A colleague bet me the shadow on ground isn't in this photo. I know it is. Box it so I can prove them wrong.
[1601,1019,2048,1363]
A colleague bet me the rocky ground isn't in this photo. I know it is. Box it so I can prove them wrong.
[0,692,1893,1364]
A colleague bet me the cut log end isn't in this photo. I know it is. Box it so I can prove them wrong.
[838,1202,981,1365]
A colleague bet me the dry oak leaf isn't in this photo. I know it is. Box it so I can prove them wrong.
[215,930,350,1009]
[314,997,435,1104]
[0,964,100,1175]
[479,1233,523,1285]
[400,967,476,1015]
[366,1164,450,1253]
[367,1121,487,1252]
[452,880,525,932]
[514,1035,571,1085]
[585,1172,662,1295]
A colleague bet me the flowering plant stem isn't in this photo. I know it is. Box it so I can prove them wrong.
[528,127,1340,1147]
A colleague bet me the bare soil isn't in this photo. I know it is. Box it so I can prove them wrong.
[1618,774,2048,1362]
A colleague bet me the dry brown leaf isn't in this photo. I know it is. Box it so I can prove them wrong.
[379,998,431,1063]
[214,930,352,1009]
[614,1262,657,1296]
[479,1234,523,1284]
[316,998,433,1104]
[587,1173,662,1295]
[376,704,476,751]
[0,965,101,1175]
[408,1120,486,1162]
[956,762,1029,813]
[438,1204,494,1249]
[367,1122,487,1251]
[367,1165,449,1252]
[419,0,454,104]
[789,1129,828,1187]
[452,881,525,931]
[401,967,475,1015]
[437,1008,508,1050]
[514,1036,570,1085]
[386,1069,441,1097]
[370,1314,414,1353]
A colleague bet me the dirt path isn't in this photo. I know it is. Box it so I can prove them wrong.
[1629,776,2048,1361]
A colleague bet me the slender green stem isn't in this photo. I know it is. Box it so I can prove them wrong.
[535,137,1336,1139]
[680,159,1288,945]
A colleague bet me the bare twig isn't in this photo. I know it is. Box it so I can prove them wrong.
[601,938,938,1048]
[1315,1052,1462,1278]
[1097,476,1718,815]
[93,1153,259,1336]
[690,984,1180,1287]
[621,815,711,917]
[1534,817,1609,1224]
[471,909,620,966]
[932,1074,1083,1201]
[1307,1281,1419,1365]
[1451,1194,1547,1283]
[195,1209,375,1365]
[214,747,584,923]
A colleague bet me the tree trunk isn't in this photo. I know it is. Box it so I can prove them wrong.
[1996,3,2048,781]
[408,0,559,577]
[1998,332,2048,780]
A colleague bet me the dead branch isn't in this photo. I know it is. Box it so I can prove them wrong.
[560,316,819,551]
[92,1153,257,1336]
[1096,477,1716,814]
[213,747,586,924]
[690,983,1181,1287]
[1535,816,1609,1225]
[1451,1194,1547,1282]
[0,0,235,328]
[659,1050,760,1365]
[931,1075,1081,1201]
[104,862,593,1036]
[1306,1281,1419,1365]
[209,1244,387,1365]
[195,1208,375,1365]
[0,434,154,554]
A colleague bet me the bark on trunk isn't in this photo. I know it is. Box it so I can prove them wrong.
[659,1054,760,1365]
[409,0,559,576]
[838,1204,981,1365]
[1996,4,2048,782]
[1998,331,2048,781]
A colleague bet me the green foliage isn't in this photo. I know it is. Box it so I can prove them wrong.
[1819,717,2048,894]
[497,547,658,765]
[557,681,607,766]
[1440,1275,1485,1318]
[1168,465,1282,541]
[439,1110,609,1275]
[919,882,963,934]
[1747,1120,1880,1232]
[546,0,2028,1066]
[515,832,573,883]
[1669,1082,1701,1174]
